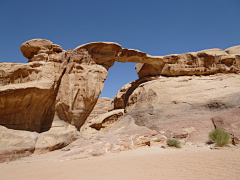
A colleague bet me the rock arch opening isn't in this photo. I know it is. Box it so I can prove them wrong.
[100,61,138,99]
[0,39,239,133]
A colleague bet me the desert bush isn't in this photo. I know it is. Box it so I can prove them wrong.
[209,129,229,147]
[166,138,181,148]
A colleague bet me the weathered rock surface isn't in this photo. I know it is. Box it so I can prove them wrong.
[0,39,240,162]
[53,48,109,130]
[80,109,124,138]
[35,124,79,154]
[136,48,240,78]
[62,115,164,159]
[110,73,240,144]
[225,45,240,55]
[20,39,54,60]
[0,124,79,162]
[1,39,240,133]
[212,107,240,144]
[86,97,112,121]
[108,76,159,111]
[74,42,122,70]
[0,56,68,132]
[0,126,38,162]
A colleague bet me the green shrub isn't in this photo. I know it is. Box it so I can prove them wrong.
[166,138,181,148]
[209,129,229,147]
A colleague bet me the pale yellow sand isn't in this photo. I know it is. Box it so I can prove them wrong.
[0,145,240,180]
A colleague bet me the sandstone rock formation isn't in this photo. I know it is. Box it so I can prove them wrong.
[0,40,68,132]
[225,45,240,55]
[0,123,79,162]
[135,47,240,78]
[110,73,240,144]
[1,39,239,133]
[212,108,240,144]
[62,115,164,159]
[80,109,124,138]
[53,50,108,130]
[35,124,79,154]
[86,97,112,121]
[0,126,38,162]
[0,39,240,162]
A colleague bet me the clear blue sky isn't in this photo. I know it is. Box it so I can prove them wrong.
[1,0,239,98]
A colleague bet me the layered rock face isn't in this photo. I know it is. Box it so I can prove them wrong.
[0,39,79,162]
[54,49,108,130]
[110,74,240,144]
[0,39,68,132]
[136,46,240,78]
[0,41,118,132]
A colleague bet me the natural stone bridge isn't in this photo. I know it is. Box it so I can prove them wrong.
[0,39,239,132]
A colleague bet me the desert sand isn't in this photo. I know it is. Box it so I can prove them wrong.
[1,145,240,180]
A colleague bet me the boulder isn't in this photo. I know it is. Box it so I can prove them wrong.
[80,109,124,138]
[62,115,161,159]
[20,39,53,59]
[0,124,79,162]
[0,126,38,162]
[35,124,79,154]
[108,76,160,111]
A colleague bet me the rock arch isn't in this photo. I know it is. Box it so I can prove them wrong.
[0,39,239,132]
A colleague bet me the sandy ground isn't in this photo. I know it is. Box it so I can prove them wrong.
[0,145,240,180]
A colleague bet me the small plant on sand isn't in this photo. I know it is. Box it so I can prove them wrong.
[166,138,181,148]
[209,129,229,147]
